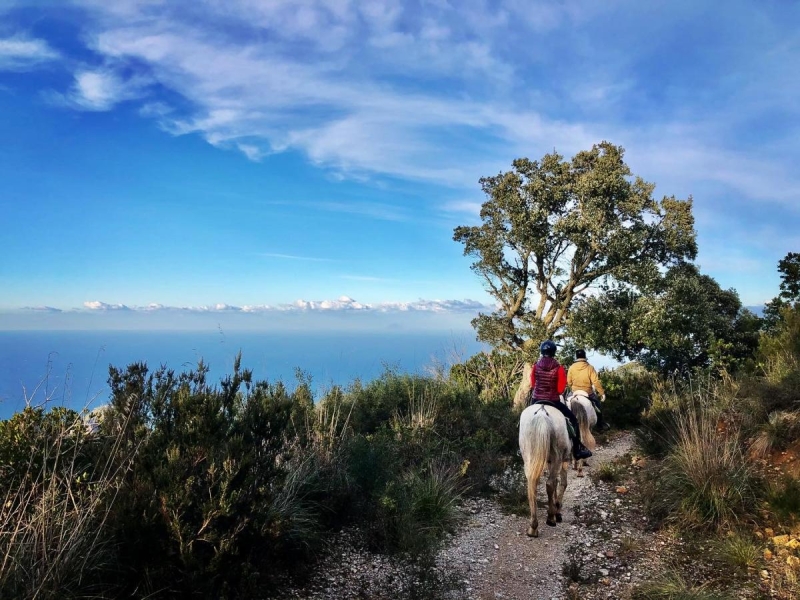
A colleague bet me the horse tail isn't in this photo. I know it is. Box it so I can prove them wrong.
[521,411,551,487]
[573,400,596,450]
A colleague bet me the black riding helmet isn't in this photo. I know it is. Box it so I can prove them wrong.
[540,340,557,356]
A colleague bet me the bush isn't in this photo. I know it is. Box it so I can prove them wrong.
[105,359,329,597]
[0,406,136,599]
[449,349,525,402]
[591,461,623,484]
[748,410,800,458]
[0,358,520,598]
[767,476,800,520]
[645,404,760,531]
[632,570,730,600]
[601,363,655,428]
[710,532,761,572]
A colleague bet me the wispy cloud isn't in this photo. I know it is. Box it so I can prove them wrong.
[22,306,63,313]
[51,68,150,111]
[5,0,798,211]
[311,201,410,222]
[0,34,59,71]
[259,252,335,262]
[340,275,391,282]
[49,0,797,209]
[440,200,483,216]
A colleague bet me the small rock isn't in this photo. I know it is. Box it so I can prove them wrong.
[773,534,790,546]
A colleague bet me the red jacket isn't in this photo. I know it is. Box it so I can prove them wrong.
[530,356,567,402]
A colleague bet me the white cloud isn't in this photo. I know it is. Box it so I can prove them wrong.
[0,34,59,71]
[55,68,150,111]
[84,300,131,310]
[18,0,798,209]
[75,297,494,314]
[45,67,151,112]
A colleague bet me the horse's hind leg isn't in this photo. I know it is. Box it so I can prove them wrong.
[576,457,584,478]
[555,459,569,522]
[545,467,558,527]
[526,472,539,537]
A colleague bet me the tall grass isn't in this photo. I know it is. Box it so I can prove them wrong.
[710,532,761,572]
[748,410,800,458]
[632,570,731,600]
[647,403,759,530]
[0,406,138,599]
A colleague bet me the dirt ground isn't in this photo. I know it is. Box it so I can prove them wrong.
[437,432,634,600]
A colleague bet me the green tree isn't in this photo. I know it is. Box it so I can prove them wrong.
[453,142,696,351]
[763,252,800,331]
[568,263,760,374]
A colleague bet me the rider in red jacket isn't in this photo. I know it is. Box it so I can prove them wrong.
[529,340,593,460]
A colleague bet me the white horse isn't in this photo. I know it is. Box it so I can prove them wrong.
[518,403,572,537]
[566,391,597,477]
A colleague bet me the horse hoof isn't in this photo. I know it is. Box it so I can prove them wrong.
[546,518,557,527]
[556,514,563,523]
[527,527,538,538]
[577,472,584,478]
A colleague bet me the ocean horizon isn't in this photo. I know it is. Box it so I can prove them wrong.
[0,329,487,420]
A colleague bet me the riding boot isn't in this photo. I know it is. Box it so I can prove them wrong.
[573,440,593,460]
[596,412,610,431]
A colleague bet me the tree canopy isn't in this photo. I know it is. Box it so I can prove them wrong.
[764,252,800,331]
[568,263,761,374]
[453,142,697,352]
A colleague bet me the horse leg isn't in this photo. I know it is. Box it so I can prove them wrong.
[576,457,584,478]
[556,459,569,522]
[545,467,558,527]
[526,471,539,537]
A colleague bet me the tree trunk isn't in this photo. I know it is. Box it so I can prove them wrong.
[513,362,533,410]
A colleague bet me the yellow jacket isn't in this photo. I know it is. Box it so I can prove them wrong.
[567,359,605,396]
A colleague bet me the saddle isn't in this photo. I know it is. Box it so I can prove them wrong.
[568,390,602,414]
[530,400,577,439]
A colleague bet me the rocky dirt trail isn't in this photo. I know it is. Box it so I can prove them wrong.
[283,431,642,600]
[437,431,635,600]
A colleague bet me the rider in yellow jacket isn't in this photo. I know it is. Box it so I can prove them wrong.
[567,349,609,430]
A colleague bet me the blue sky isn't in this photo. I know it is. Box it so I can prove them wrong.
[1,0,799,332]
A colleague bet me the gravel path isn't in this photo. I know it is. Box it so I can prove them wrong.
[438,431,634,600]
[280,431,634,599]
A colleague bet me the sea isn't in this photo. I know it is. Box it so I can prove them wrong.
[0,330,487,420]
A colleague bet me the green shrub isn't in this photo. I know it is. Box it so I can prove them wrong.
[767,476,800,520]
[0,358,518,598]
[601,363,655,428]
[105,358,328,598]
[645,405,760,531]
[449,349,524,402]
[748,410,800,458]
[592,461,622,483]
[632,570,731,599]
[710,532,761,572]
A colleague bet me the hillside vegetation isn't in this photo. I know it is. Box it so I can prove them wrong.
[2,303,799,599]
[2,212,799,599]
